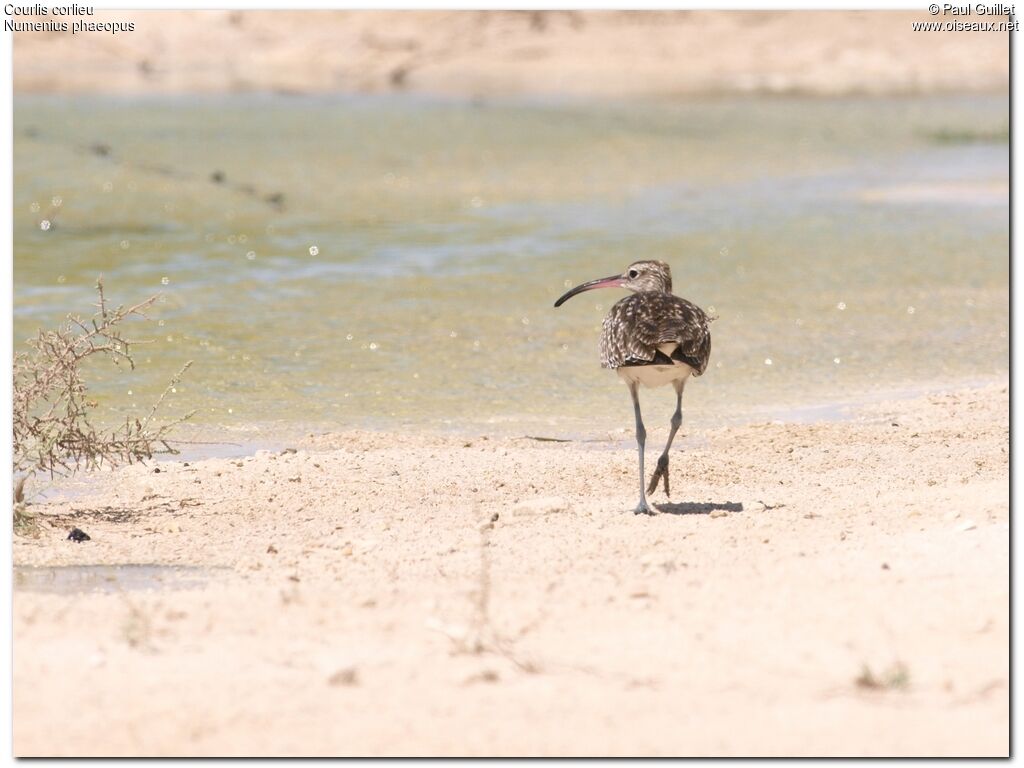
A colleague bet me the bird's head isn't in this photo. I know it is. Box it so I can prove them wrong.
[553,260,673,307]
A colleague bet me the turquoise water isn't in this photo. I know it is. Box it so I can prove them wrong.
[13,94,1009,437]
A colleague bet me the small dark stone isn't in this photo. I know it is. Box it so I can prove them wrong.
[89,142,111,157]
[265,192,286,210]
[67,528,91,543]
[152,467,161,473]
[328,667,359,686]
[490,513,499,523]
[390,67,408,87]
[881,563,890,570]
[210,170,226,184]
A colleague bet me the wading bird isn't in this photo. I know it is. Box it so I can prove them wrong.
[554,260,712,515]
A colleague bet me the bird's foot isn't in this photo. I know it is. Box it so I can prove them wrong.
[646,455,670,497]
[634,501,657,516]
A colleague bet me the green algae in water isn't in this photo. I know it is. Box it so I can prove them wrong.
[13,94,1009,436]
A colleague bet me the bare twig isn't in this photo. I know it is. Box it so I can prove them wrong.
[13,279,194,494]
[433,512,540,673]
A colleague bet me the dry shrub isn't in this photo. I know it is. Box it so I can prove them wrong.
[856,661,910,692]
[13,278,194,518]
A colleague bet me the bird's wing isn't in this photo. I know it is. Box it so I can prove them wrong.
[601,293,712,375]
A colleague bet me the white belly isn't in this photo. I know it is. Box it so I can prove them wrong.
[616,361,693,389]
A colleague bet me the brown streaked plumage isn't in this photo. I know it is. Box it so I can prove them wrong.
[554,260,713,515]
[600,291,712,373]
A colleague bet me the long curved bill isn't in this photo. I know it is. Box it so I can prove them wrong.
[553,275,625,308]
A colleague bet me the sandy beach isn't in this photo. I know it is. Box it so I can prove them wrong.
[11,4,1010,756]
[14,10,1009,98]
[13,380,1008,756]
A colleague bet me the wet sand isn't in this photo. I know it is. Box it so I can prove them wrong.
[14,10,1008,98]
[13,381,1009,756]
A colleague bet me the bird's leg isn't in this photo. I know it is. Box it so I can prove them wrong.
[629,382,655,515]
[647,380,685,497]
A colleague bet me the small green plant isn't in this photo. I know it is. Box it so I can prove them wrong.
[856,661,910,691]
[13,278,193,529]
[924,126,1009,145]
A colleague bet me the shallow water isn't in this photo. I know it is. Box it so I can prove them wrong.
[13,93,1009,436]
[13,564,217,594]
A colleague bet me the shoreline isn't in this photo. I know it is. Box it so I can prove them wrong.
[73,372,1008,466]
[13,380,1008,755]
[13,86,1012,106]
[14,11,1009,99]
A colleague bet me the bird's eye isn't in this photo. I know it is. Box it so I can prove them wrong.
[628,269,639,279]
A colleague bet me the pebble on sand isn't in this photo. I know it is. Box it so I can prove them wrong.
[328,667,359,687]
